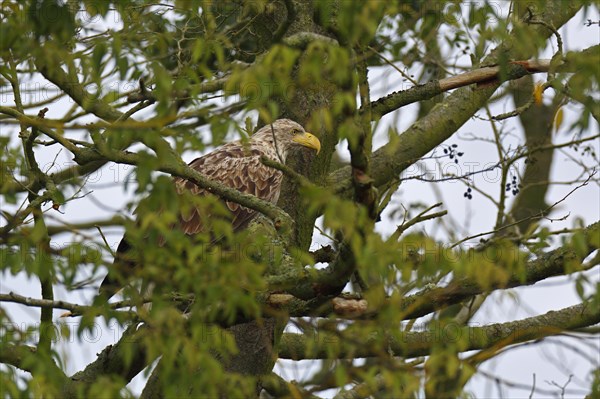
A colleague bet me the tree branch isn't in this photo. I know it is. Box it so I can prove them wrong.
[0,292,136,319]
[387,202,447,242]
[45,215,127,236]
[94,147,295,235]
[279,301,599,359]
[330,2,583,199]
[61,325,152,398]
[0,344,38,373]
[33,48,124,122]
[261,372,322,399]
[365,55,588,120]
[267,221,599,319]
[392,222,598,320]
[0,343,66,381]
[0,110,295,236]
[507,76,558,233]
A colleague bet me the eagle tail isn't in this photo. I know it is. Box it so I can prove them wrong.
[99,236,132,298]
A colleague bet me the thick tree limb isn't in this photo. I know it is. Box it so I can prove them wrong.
[0,344,38,374]
[268,221,599,320]
[5,221,596,324]
[279,301,599,359]
[4,224,591,396]
[508,76,558,233]
[283,32,338,48]
[261,371,322,399]
[365,48,597,120]
[0,343,67,383]
[330,2,583,198]
[61,325,151,397]
[384,221,599,321]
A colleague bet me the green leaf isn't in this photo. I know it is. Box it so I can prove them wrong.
[28,0,76,42]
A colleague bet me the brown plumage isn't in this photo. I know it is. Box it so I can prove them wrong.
[100,119,320,297]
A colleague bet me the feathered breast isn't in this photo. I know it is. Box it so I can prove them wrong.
[172,141,283,236]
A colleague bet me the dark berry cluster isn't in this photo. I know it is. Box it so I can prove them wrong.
[577,145,598,158]
[506,175,521,196]
[464,186,473,200]
[443,144,464,164]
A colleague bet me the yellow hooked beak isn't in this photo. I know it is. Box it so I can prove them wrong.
[292,132,321,154]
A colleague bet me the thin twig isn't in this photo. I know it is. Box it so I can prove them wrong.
[451,170,596,248]
[367,45,418,85]
[0,291,138,318]
[260,156,313,186]
[388,203,447,242]
[96,226,116,257]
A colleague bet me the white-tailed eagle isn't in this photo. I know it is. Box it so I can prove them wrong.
[100,119,321,296]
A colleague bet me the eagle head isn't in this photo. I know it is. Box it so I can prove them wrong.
[252,119,321,161]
